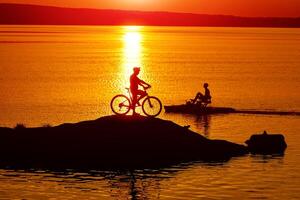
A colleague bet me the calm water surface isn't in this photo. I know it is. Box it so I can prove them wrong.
[0,25,300,199]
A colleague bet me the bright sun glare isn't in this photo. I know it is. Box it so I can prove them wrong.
[122,26,143,81]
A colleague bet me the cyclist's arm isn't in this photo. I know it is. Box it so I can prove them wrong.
[138,78,151,88]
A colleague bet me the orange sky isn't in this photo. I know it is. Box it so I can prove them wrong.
[0,0,300,17]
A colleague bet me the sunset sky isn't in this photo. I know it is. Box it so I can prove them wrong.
[0,0,300,17]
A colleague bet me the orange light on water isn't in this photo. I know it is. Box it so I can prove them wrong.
[122,26,143,83]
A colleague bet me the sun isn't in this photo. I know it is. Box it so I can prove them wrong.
[124,32,141,45]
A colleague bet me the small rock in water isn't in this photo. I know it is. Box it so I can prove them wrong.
[245,131,287,154]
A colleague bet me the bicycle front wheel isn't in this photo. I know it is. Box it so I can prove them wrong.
[110,95,131,115]
[142,96,162,117]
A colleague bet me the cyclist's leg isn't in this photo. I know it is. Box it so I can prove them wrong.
[131,90,147,115]
[136,90,147,104]
[192,92,203,104]
[131,90,138,114]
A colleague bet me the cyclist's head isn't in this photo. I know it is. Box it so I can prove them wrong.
[133,67,140,74]
[203,83,209,88]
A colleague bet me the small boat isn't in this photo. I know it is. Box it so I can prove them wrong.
[164,104,236,115]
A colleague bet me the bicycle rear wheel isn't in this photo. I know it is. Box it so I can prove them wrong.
[110,95,131,115]
[142,96,162,117]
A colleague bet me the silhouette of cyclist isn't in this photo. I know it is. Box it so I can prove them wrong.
[130,67,151,115]
[192,83,211,104]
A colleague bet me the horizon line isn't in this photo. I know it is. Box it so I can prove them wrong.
[1,3,300,19]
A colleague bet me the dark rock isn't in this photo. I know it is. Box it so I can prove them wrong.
[0,115,248,169]
[245,131,287,154]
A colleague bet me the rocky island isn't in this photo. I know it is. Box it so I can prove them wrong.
[0,115,286,169]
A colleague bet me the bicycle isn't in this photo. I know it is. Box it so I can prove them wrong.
[186,97,212,108]
[110,87,162,117]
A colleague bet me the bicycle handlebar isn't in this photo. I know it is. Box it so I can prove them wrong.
[143,86,151,90]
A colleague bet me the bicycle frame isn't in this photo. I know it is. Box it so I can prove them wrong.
[125,87,149,107]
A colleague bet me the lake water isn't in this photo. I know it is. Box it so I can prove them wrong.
[0,25,300,199]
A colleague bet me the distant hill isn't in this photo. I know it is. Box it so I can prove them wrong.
[1,3,300,27]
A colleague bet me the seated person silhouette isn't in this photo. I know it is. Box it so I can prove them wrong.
[130,67,151,115]
[191,83,211,105]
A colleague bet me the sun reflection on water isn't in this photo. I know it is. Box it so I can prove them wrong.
[122,26,143,85]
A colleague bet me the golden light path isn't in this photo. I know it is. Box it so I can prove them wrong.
[122,26,143,84]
